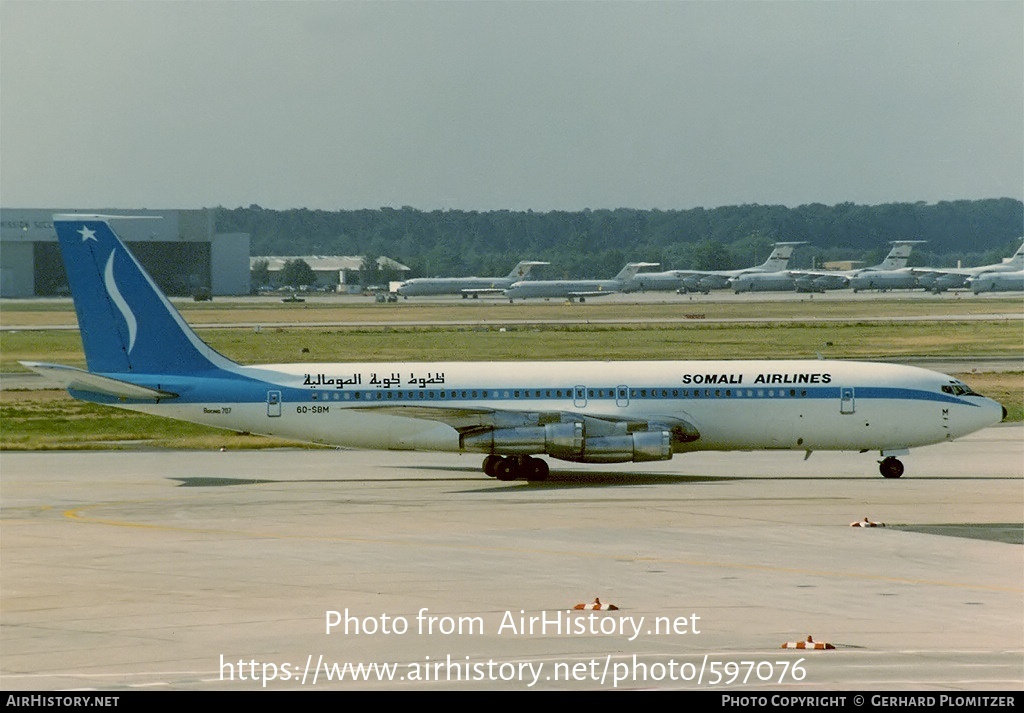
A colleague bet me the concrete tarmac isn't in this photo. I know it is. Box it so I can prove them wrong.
[1,425,1021,691]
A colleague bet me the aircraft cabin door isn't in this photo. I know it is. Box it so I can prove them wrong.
[573,385,587,408]
[616,385,629,407]
[267,390,282,417]
[839,387,855,414]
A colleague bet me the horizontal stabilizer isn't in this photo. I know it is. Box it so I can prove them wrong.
[19,362,178,400]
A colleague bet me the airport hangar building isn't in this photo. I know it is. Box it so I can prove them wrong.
[0,208,250,298]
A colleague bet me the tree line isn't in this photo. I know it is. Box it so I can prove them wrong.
[217,199,1023,280]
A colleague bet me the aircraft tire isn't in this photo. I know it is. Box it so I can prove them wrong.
[483,454,502,478]
[879,457,904,479]
[494,459,516,481]
[525,457,549,482]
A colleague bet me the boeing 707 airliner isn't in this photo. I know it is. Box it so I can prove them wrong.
[25,216,1005,482]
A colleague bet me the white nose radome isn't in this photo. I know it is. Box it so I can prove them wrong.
[952,396,1006,439]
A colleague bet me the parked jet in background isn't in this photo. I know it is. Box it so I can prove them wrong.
[395,260,549,298]
[912,240,1024,293]
[968,269,1024,293]
[730,241,927,293]
[847,268,919,292]
[797,240,926,292]
[25,215,1005,483]
[622,242,806,294]
[504,262,660,302]
[728,271,798,293]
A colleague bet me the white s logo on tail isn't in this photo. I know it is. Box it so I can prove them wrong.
[103,250,137,354]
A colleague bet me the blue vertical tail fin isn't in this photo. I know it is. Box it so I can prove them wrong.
[53,214,238,376]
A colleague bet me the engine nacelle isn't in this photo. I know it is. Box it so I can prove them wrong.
[460,422,583,456]
[460,411,694,464]
[554,430,673,464]
[932,273,967,291]
[697,275,728,291]
[680,275,703,292]
[817,275,849,290]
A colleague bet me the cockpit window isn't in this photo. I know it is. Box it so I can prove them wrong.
[942,381,979,396]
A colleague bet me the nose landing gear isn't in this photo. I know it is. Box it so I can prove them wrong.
[879,456,904,479]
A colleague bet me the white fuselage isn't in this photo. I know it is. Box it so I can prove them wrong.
[108,359,1003,459]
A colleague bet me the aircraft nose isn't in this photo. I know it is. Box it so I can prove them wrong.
[986,398,1007,427]
[962,396,1006,435]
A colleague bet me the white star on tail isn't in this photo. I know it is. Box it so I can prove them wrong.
[78,226,97,242]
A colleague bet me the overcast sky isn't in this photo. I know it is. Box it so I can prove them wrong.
[1,1,1021,212]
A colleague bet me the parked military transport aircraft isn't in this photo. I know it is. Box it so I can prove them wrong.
[622,242,807,294]
[912,240,1024,293]
[811,240,925,291]
[731,240,926,293]
[395,260,549,298]
[728,270,798,293]
[503,262,660,302]
[968,269,1024,293]
[847,267,920,292]
[27,216,1004,482]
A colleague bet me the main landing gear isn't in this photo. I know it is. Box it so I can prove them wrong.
[482,454,550,482]
[879,456,905,479]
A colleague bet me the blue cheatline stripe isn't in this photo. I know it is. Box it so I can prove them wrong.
[78,379,979,410]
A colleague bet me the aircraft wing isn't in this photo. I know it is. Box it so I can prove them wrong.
[20,362,179,400]
[350,403,545,430]
[908,267,963,277]
[459,287,504,297]
[348,403,700,442]
[566,290,618,299]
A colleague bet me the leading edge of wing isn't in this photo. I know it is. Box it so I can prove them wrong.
[20,361,179,400]
[346,403,697,440]
[566,290,618,298]
[347,402,546,430]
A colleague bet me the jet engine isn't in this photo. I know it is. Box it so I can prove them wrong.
[460,416,698,464]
